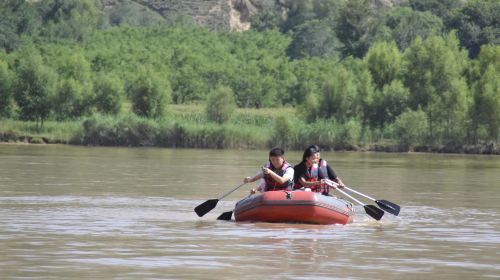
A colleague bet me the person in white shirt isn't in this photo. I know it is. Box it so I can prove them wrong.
[243,147,294,193]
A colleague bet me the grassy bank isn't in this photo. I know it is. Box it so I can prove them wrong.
[1,105,499,154]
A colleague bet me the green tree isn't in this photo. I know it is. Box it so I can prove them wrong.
[53,78,89,120]
[128,67,170,119]
[364,41,403,90]
[296,89,320,122]
[14,47,57,127]
[367,80,410,127]
[0,0,39,52]
[403,33,469,142]
[280,0,342,32]
[287,19,343,59]
[205,85,236,124]
[384,7,443,50]
[470,45,500,142]
[270,115,294,150]
[319,67,357,121]
[250,10,282,32]
[0,59,14,118]
[448,0,500,58]
[52,52,94,120]
[393,109,429,147]
[336,0,385,57]
[37,0,102,42]
[93,74,123,115]
[409,0,463,21]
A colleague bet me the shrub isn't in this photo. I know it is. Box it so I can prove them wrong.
[205,85,236,124]
[128,67,170,119]
[393,109,429,147]
[93,74,124,115]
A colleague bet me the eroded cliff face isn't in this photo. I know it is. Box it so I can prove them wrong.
[103,0,401,31]
[102,0,288,31]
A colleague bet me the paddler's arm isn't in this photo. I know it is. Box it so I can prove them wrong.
[244,170,263,183]
[326,164,344,188]
[298,177,322,187]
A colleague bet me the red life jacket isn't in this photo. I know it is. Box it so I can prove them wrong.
[297,160,330,194]
[263,161,293,191]
[316,159,330,194]
[318,159,329,180]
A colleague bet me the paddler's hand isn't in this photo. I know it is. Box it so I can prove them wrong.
[250,188,257,195]
[336,178,345,188]
[244,177,252,183]
[321,179,334,188]
[262,167,271,175]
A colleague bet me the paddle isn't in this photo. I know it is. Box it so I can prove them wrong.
[194,182,246,217]
[324,180,384,221]
[342,186,400,216]
[217,192,255,221]
[217,210,233,221]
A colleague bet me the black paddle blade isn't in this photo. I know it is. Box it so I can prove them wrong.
[217,211,233,221]
[364,205,384,221]
[376,200,401,216]
[194,199,219,217]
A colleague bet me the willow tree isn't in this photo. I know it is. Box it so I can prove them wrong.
[14,47,57,127]
[403,33,470,143]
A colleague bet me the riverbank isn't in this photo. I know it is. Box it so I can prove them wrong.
[2,105,499,154]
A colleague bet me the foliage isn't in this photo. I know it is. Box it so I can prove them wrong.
[0,1,498,150]
[336,0,386,57]
[250,10,282,32]
[364,41,403,90]
[0,0,39,52]
[52,52,94,120]
[448,0,500,58]
[93,74,123,115]
[128,67,170,119]
[270,115,295,150]
[205,85,236,124]
[37,0,103,42]
[105,0,167,27]
[318,66,357,121]
[393,109,429,147]
[0,59,14,117]
[409,0,463,21]
[287,19,342,59]
[367,80,410,127]
[470,45,500,142]
[13,46,57,127]
[384,7,443,50]
[403,33,469,142]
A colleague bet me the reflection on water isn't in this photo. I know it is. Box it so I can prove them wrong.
[0,144,499,279]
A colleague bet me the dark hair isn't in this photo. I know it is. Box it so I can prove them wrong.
[302,146,318,162]
[307,145,320,153]
[269,147,285,158]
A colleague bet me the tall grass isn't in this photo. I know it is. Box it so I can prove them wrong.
[0,119,81,143]
[3,105,498,154]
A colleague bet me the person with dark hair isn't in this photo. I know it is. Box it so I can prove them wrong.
[293,146,327,193]
[310,145,345,188]
[294,145,345,195]
[244,147,294,193]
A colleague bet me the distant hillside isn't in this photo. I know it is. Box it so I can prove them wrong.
[102,0,404,31]
[102,0,280,31]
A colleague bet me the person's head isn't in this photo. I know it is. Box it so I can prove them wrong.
[302,146,319,165]
[307,145,321,161]
[269,147,285,169]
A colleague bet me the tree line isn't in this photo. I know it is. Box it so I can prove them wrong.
[0,0,499,149]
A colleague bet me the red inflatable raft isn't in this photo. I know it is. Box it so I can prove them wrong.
[234,190,355,225]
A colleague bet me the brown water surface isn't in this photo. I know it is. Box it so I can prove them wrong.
[0,144,499,279]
